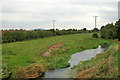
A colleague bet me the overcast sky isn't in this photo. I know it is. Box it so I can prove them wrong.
[1,0,120,30]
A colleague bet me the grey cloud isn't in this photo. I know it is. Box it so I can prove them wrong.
[1,1,118,30]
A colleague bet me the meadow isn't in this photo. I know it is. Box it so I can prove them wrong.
[2,33,112,78]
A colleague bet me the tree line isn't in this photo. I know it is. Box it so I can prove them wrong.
[100,19,120,41]
[2,28,93,43]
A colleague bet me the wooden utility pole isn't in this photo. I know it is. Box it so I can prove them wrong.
[53,20,56,30]
[94,16,98,28]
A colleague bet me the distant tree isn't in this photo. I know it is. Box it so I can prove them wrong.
[100,26,105,29]
[56,29,59,31]
[20,29,23,31]
[9,29,13,31]
[67,29,72,31]
[93,28,99,32]
[15,29,18,31]
[49,29,55,32]
[83,28,87,31]
[72,29,77,31]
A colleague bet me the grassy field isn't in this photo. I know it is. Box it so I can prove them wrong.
[70,41,119,78]
[2,33,112,78]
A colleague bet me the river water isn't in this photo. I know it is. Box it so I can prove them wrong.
[43,45,104,78]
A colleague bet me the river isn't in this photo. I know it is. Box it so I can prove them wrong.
[43,45,104,78]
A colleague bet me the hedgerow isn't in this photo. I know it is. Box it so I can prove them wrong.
[2,29,89,43]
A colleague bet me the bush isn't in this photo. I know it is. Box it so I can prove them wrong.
[16,64,45,79]
[100,20,120,40]
[92,33,99,38]
[101,42,109,49]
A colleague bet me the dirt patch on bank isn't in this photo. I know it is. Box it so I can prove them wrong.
[115,44,118,51]
[42,43,64,57]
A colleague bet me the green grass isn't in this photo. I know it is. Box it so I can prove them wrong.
[2,33,112,78]
[71,41,119,78]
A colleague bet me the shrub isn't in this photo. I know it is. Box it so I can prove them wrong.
[100,20,120,40]
[101,42,109,49]
[16,64,45,79]
[92,33,99,38]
